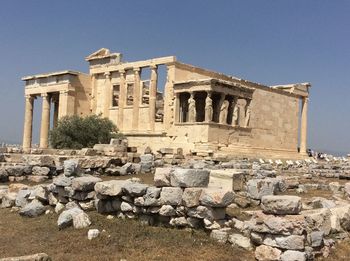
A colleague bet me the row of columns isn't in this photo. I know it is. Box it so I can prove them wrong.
[177,91,252,128]
[22,90,73,150]
[99,65,158,132]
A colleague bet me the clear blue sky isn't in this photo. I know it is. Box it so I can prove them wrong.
[0,1,349,154]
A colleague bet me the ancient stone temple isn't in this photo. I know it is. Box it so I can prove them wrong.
[22,48,311,158]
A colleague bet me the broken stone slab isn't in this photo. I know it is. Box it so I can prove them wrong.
[122,182,148,197]
[1,192,17,208]
[169,217,188,227]
[19,200,46,217]
[170,168,210,188]
[261,195,302,215]
[159,205,176,216]
[154,168,172,187]
[263,234,305,250]
[255,245,281,261]
[71,176,102,191]
[77,157,112,169]
[159,187,183,206]
[199,188,235,207]
[246,178,280,200]
[94,180,126,196]
[329,205,350,231]
[301,208,332,235]
[0,253,51,261]
[280,250,307,261]
[249,210,306,236]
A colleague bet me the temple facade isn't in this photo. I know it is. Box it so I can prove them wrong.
[22,48,311,158]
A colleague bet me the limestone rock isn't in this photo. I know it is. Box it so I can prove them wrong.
[73,211,91,229]
[88,229,100,240]
[122,182,148,197]
[261,195,302,215]
[302,208,332,235]
[170,168,210,188]
[31,166,50,176]
[57,207,83,229]
[19,200,46,217]
[263,235,305,250]
[0,253,51,261]
[53,175,73,187]
[280,250,306,261]
[1,193,17,208]
[0,168,9,182]
[159,205,176,216]
[182,188,202,207]
[15,189,31,208]
[187,205,226,221]
[63,159,79,177]
[255,245,281,261]
[94,180,125,196]
[159,187,183,205]
[246,178,280,199]
[154,168,172,187]
[210,229,229,244]
[199,189,235,207]
[228,233,252,250]
[169,217,188,227]
[71,176,102,191]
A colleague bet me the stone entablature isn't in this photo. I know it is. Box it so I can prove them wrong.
[21,48,311,159]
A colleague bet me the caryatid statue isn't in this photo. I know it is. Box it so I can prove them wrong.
[244,99,252,127]
[188,93,196,122]
[232,97,239,126]
[219,99,229,124]
[205,92,213,122]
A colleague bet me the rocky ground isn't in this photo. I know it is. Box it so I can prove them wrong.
[2,146,350,261]
[0,208,253,261]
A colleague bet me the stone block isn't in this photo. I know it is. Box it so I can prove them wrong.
[154,168,172,187]
[209,169,245,191]
[94,180,126,196]
[159,187,183,206]
[246,178,280,199]
[261,195,302,215]
[187,205,226,221]
[170,168,210,188]
[71,176,102,191]
[122,182,148,197]
[228,233,252,250]
[182,188,202,207]
[280,250,306,261]
[199,188,235,207]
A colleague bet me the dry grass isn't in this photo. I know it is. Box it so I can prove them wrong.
[0,209,253,261]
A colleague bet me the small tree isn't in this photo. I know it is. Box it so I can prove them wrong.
[50,115,120,149]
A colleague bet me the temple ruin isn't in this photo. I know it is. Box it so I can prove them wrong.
[21,48,311,158]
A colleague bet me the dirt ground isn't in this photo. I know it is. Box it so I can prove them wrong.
[0,209,254,261]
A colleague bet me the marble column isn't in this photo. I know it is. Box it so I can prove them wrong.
[149,65,158,131]
[300,97,309,154]
[132,67,141,130]
[232,97,239,127]
[104,72,112,118]
[39,93,51,148]
[188,92,196,122]
[244,99,252,127]
[91,74,97,113]
[205,91,213,122]
[22,95,34,151]
[53,99,59,128]
[118,69,126,130]
[174,93,180,123]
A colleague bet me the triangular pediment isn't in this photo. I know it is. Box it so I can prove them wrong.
[85,48,111,61]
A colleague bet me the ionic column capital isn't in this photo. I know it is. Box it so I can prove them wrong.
[41,93,49,98]
[25,94,33,101]
[133,67,141,73]
[104,71,111,79]
[119,69,126,76]
[150,64,158,70]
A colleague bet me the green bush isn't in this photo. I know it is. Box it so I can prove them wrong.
[50,115,121,149]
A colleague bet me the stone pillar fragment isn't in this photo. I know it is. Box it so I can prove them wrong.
[39,93,51,148]
[149,65,158,131]
[118,70,126,130]
[132,67,141,130]
[300,97,309,154]
[244,99,252,127]
[22,95,34,151]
